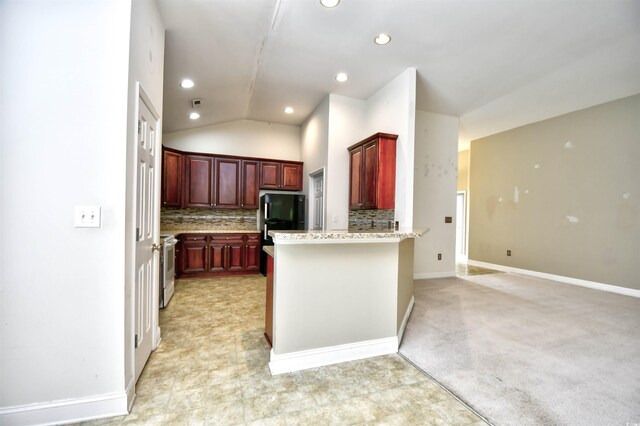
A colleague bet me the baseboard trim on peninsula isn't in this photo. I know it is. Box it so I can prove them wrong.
[414,271,456,280]
[0,392,128,426]
[397,296,415,345]
[467,259,640,299]
[269,337,399,375]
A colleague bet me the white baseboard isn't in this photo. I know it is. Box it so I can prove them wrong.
[467,259,640,299]
[269,336,398,375]
[397,296,415,345]
[0,392,128,426]
[126,376,136,412]
[414,271,456,280]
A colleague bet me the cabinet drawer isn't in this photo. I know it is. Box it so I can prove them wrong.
[181,234,208,243]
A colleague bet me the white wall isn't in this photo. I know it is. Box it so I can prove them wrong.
[0,0,135,423]
[163,119,301,161]
[300,96,330,225]
[413,111,460,278]
[303,69,417,231]
[365,68,417,230]
[124,0,165,406]
[326,95,367,230]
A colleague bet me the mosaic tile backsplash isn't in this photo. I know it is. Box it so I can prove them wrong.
[161,208,258,231]
[348,209,396,231]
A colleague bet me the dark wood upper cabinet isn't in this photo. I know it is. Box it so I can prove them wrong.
[348,133,397,210]
[259,161,280,189]
[162,149,182,207]
[241,160,259,209]
[184,155,214,208]
[280,162,302,191]
[214,158,241,208]
[162,148,303,209]
[260,161,303,191]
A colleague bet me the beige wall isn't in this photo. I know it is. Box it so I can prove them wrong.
[458,149,469,192]
[469,94,640,290]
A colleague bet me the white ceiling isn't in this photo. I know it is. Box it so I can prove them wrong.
[158,0,640,144]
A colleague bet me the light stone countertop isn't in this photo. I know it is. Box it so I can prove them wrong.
[268,228,427,244]
[262,246,274,257]
[161,229,260,235]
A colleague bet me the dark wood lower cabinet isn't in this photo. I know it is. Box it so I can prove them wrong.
[177,233,261,278]
[264,253,274,347]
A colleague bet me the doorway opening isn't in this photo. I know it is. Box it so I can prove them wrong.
[309,169,325,231]
[455,191,467,263]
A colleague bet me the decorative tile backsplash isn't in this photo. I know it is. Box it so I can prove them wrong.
[161,208,258,231]
[348,209,395,231]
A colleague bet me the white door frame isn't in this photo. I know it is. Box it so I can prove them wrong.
[456,190,468,263]
[308,168,325,231]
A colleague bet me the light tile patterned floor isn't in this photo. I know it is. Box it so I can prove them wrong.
[455,263,501,276]
[84,276,484,425]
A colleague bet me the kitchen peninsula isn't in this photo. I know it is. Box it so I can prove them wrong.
[264,228,424,375]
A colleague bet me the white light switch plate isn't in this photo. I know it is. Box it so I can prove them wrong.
[75,205,101,228]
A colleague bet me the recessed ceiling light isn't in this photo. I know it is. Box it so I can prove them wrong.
[336,72,348,82]
[374,33,391,45]
[284,106,294,114]
[180,79,195,89]
[189,112,200,120]
[320,0,340,7]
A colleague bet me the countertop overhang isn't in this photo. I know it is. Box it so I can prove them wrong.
[268,229,426,245]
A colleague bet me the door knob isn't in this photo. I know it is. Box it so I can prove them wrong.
[152,243,162,252]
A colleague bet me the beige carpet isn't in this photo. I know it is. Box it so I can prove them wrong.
[399,273,640,426]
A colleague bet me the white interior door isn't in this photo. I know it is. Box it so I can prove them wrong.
[310,171,324,230]
[134,93,158,382]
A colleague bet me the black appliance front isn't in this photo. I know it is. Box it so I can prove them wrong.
[259,193,305,275]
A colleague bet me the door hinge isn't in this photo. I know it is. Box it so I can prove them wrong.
[135,334,139,348]
[137,120,141,134]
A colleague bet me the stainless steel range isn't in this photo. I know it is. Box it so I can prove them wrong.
[159,234,178,308]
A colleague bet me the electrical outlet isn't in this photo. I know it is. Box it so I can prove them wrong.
[507,250,511,256]
[437,253,442,260]
[75,205,101,228]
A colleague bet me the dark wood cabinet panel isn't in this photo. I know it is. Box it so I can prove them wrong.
[260,161,280,189]
[162,149,182,207]
[184,155,214,208]
[349,149,363,209]
[181,235,208,273]
[280,162,302,191]
[259,161,303,191]
[348,133,397,210]
[176,233,260,278]
[241,160,259,209]
[265,253,274,347]
[214,158,241,208]
[244,235,260,271]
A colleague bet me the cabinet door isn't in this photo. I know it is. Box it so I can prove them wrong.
[241,160,259,209]
[208,238,227,273]
[280,163,302,191]
[349,148,363,209]
[244,234,261,271]
[226,236,245,272]
[362,141,379,209]
[184,155,214,208]
[214,158,241,208]
[260,161,280,189]
[181,235,208,273]
[162,150,182,207]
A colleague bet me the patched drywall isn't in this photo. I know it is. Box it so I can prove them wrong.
[469,94,640,290]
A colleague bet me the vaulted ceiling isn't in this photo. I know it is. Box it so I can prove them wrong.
[158,0,640,143]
